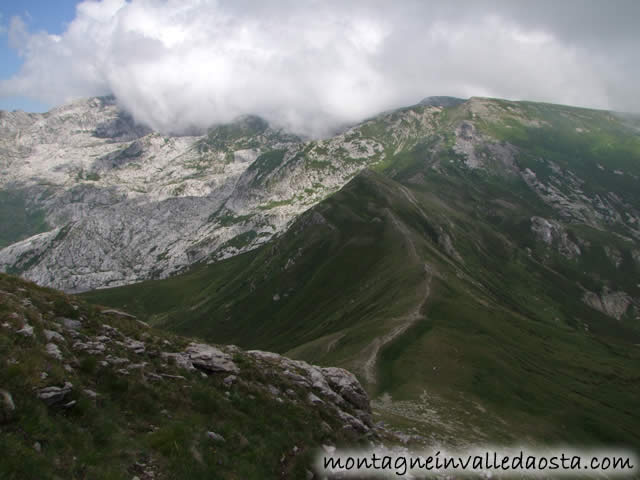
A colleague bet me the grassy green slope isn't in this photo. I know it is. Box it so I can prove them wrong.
[0,189,50,249]
[0,273,373,480]
[83,171,427,354]
[83,171,640,447]
[83,98,640,448]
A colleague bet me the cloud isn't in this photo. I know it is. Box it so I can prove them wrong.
[0,0,638,136]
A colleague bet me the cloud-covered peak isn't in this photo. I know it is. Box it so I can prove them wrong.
[1,0,638,137]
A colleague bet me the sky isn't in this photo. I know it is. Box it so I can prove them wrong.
[0,0,639,136]
[0,0,78,111]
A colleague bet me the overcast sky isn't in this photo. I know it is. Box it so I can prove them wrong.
[0,0,638,136]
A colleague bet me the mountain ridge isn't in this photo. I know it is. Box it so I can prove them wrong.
[81,99,640,448]
[3,95,640,296]
[0,97,395,291]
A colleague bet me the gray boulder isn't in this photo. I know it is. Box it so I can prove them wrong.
[16,323,34,337]
[0,389,15,423]
[173,343,240,374]
[45,342,63,360]
[73,340,107,355]
[37,382,73,405]
[44,329,65,343]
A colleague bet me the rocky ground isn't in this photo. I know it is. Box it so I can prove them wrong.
[0,272,386,479]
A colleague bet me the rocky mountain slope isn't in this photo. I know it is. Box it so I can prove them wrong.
[0,272,379,479]
[3,95,640,301]
[1,95,415,292]
[84,98,640,448]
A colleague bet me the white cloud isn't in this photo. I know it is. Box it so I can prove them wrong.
[0,0,637,136]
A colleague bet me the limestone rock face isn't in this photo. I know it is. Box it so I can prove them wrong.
[158,345,373,432]
[45,342,63,360]
[530,216,581,259]
[454,121,481,168]
[245,350,373,432]
[3,95,638,332]
[16,323,34,337]
[321,366,370,412]
[583,289,633,320]
[44,329,65,343]
[0,97,393,292]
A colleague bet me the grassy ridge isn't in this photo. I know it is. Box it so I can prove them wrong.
[83,169,640,447]
[83,98,640,448]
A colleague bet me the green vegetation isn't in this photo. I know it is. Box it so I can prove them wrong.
[257,198,293,210]
[79,97,640,450]
[219,230,258,250]
[200,115,268,151]
[306,159,332,170]
[76,169,101,182]
[0,273,369,479]
[196,115,299,155]
[248,149,287,180]
[6,96,640,476]
[476,101,640,206]
[83,166,640,447]
[0,189,50,249]
[216,212,254,227]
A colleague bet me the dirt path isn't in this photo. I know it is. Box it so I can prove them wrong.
[362,209,434,384]
[385,208,418,261]
[363,264,432,384]
[398,184,425,216]
[325,332,346,352]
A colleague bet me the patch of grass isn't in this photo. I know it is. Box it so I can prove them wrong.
[216,212,254,227]
[201,115,268,150]
[248,149,287,180]
[257,199,294,210]
[307,159,332,170]
[220,230,258,250]
[0,189,50,249]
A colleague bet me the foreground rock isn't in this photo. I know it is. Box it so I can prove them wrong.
[37,382,73,406]
[163,343,239,374]
[583,288,633,320]
[246,350,373,432]
[0,272,377,479]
